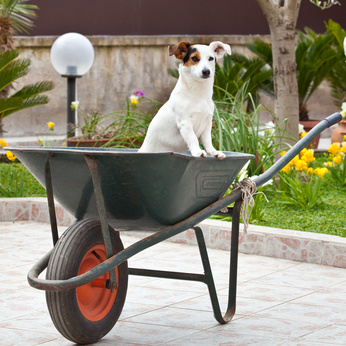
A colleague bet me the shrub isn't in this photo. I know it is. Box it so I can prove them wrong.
[212,84,292,177]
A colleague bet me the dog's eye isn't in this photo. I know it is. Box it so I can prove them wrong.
[209,57,214,61]
[191,56,199,62]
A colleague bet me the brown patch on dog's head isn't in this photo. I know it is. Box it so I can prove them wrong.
[183,48,200,66]
[168,41,191,60]
[168,42,202,67]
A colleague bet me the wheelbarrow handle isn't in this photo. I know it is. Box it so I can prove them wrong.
[252,112,342,188]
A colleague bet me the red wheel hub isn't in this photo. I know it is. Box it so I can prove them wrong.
[77,244,118,321]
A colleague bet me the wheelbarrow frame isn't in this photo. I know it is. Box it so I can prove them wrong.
[26,112,341,325]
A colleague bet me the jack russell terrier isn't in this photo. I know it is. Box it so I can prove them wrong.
[138,41,231,159]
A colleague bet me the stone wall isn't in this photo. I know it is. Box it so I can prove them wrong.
[3,35,339,138]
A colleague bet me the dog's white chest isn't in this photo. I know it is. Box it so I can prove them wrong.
[189,102,214,135]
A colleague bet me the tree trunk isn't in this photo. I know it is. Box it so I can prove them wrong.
[255,0,301,143]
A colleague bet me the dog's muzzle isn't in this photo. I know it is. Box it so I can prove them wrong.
[202,68,211,79]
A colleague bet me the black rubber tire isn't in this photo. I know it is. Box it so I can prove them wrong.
[46,219,128,344]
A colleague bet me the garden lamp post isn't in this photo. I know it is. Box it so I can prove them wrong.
[50,33,95,142]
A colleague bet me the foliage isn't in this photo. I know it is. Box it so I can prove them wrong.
[72,91,161,148]
[106,96,161,148]
[0,0,38,34]
[211,149,346,237]
[0,0,38,52]
[277,148,328,209]
[256,181,346,238]
[295,28,342,119]
[75,110,118,141]
[0,49,54,120]
[0,162,46,197]
[324,141,346,186]
[212,84,293,177]
[341,103,346,120]
[246,21,345,120]
[213,53,273,108]
[277,171,324,210]
[309,0,341,10]
[324,20,346,107]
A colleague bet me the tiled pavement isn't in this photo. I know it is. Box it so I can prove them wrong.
[1,221,346,345]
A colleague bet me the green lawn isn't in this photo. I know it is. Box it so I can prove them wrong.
[254,182,346,237]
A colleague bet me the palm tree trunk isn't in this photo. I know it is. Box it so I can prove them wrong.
[255,0,301,143]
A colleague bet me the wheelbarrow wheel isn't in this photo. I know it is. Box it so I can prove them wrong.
[45,219,128,344]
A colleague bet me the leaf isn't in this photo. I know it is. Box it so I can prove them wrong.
[0,49,19,72]
[12,81,55,99]
[0,57,30,92]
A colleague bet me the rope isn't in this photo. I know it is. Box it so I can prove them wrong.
[234,178,257,234]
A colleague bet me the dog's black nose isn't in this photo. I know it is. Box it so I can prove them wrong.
[202,69,210,78]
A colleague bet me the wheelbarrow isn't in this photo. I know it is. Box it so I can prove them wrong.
[6,113,341,344]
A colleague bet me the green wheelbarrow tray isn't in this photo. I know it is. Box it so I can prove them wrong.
[9,147,254,230]
[5,112,342,344]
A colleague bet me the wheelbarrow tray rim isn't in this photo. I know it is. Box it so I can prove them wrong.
[5,146,254,160]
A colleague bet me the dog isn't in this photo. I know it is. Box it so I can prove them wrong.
[138,41,231,159]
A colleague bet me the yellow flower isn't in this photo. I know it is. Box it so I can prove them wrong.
[314,167,328,178]
[333,154,342,165]
[280,164,291,173]
[341,144,346,154]
[328,142,340,156]
[324,161,333,167]
[0,139,8,148]
[130,95,138,105]
[37,139,43,143]
[306,167,314,175]
[6,151,16,161]
[280,151,287,157]
[295,159,308,171]
[47,122,55,131]
[300,148,307,157]
[301,149,315,164]
[62,142,66,147]
[300,132,307,138]
[291,155,299,165]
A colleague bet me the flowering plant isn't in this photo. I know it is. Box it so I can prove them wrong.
[278,148,328,209]
[341,102,346,120]
[69,90,159,148]
[129,90,145,106]
[0,139,16,162]
[324,140,346,186]
[74,110,118,141]
[37,122,62,147]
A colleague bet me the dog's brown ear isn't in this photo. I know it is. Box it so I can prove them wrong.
[168,41,191,60]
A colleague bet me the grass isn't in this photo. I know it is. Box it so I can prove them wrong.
[0,161,345,238]
[254,182,346,238]
[0,162,46,197]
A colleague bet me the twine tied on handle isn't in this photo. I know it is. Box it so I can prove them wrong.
[234,178,257,233]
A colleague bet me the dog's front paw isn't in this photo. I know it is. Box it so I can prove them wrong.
[214,151,226,160]
[192,149,207,157]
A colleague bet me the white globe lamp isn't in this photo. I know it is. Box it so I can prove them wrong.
[50,33,95,140]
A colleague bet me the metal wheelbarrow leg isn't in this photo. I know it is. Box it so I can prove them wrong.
[128,199,243,324]
[195,199,242,324]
